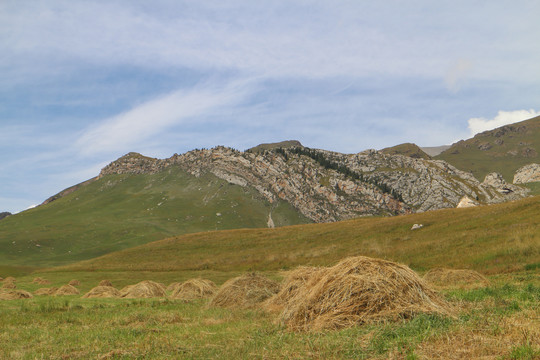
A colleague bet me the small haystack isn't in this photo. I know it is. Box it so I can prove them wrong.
[424,268,489,288]
[3,276,16,282]
[120,280,166,298]
[264,266,324,312]
[33,277,51,285]
[280,256,452,331]
[0,289,33,300]
[2,281,16,289]
[34,287,59,296]
[68,279,81,286]
[82,286,120,299]
[54,284,80,296]
[210,273,280,309]
[170,278,217,300]
[98,280,113,287]
[0,277,3,281]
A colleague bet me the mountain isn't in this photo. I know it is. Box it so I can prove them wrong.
[436,115,540,181]
[0,144,528,267]
[380,143,432,159]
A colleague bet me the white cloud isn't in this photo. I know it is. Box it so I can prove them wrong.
[75,79,254,156]
[468,109,540,136]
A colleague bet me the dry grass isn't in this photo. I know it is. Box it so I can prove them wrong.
[98,280,113,287]
[54,284,80,296]
[169,278,217,300]
[280,256,453,331]
[68,279,81,286]
[210,273,280,308]
[0,289,33,300]
[264,266,324,312]
[424,268,489,289]
[120,280,166,298]
[34,287,59,296]
[82,286,120,299]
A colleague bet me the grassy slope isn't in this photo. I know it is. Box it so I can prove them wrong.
[436,116,540,181]
[55,195,540,276]
[380,142,432,159]
[0,167,309,268]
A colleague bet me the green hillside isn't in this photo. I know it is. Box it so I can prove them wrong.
[380,143,432,159]
[436,115,540,181]
[0,167,309,267]
[56,195,540,276]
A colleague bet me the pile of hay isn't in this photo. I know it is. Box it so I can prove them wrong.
[264,266,324,312]
[54,284,80,296]
[32,277,51,285]
[166,282,181,292]
[423,268,489,288]
[98,280,113,287]
[279,256,452,331]
[210,273,280,308]
[68,279,81,286]
[82,286,120,298]
[120,280,166,298]
[2,280,16,289]
[34,287,58,296]
[170,278,217,300]
[0,289,33,300]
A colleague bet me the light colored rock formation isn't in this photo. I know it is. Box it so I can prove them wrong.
[457,196,478,208]
[513,163,540,184]
[481,172,528,201]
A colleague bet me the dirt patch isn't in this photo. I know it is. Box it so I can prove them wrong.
[210,273,280,309]
[170,278,217,300]
[120,280,166,298]
[82,286,121,298]
[279,256,453,331]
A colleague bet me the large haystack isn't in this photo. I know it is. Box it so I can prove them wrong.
[424,268,489,288]
[34,287,59,296]
[170,278,217,300]
[98,280,113,287]
[54,284,80,296]
[265,267,324,313]
[82,286,120,299]
[68,279,81,286]
[210,273,280,308]
[280,256,452,331]
[120,280,166,298]
[0,289,33,300]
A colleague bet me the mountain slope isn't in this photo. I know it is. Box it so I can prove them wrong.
[56,195,540,275]
[380,143,432,159]
[436,115,540,181]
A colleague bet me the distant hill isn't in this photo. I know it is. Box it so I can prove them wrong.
[247,140,303,153]
[436,115,540,181]
[0,212,11,221]
[380,143,432,159]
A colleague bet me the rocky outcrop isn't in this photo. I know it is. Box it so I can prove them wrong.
[482,172,528,200]
[98,146,528,222]
[457,196,478,208]
[513,163,540,184]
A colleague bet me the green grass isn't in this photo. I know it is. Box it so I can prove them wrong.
[1,274,538,359]
[0,167,309,267]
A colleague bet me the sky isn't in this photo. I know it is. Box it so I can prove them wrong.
[1,1,540,213]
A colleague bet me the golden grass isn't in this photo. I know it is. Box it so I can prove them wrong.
[210,273,280,308]
[424,268,489,289]
[169,278,217,300]
[279,256,453,331]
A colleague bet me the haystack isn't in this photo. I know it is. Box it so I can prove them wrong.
[54,284,80,296]
[264,266,324,312]
[120,280,166,298]
[210,273,280,308]
[82,286,120,299]
[98,280,113,287]
[68,279,81,286]
[423,268,489,288]
[2,281,16,289]
[0,289,33,300]
[166,282,181,292]
[33,277,51,285]
[34,287,59,296]
[280,256,452,331]
[3,276,15,282]
[170,278,217,300]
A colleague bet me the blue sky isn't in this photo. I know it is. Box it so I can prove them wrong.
[1,1,540,213]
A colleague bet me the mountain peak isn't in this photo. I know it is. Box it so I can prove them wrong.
[247,140,303,153]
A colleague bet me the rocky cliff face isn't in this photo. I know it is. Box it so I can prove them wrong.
[99,145,528,222]
[513,163,540,184]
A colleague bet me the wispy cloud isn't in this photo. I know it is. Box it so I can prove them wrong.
[444,59,473,93]
[468,109,540,136]
[75,79,254,156]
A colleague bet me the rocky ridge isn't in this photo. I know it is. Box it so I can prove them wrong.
[98,145,528,222]
[513,163,540,184]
